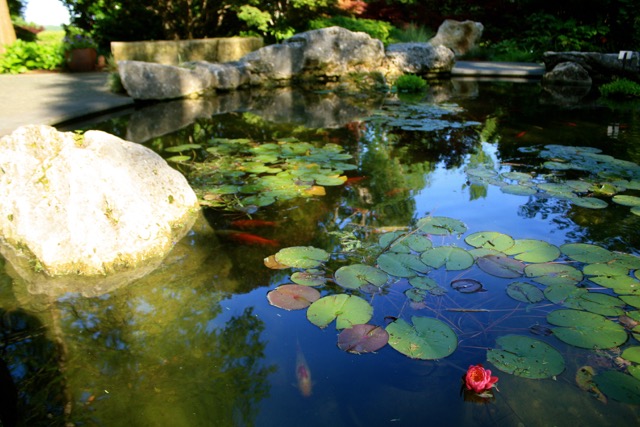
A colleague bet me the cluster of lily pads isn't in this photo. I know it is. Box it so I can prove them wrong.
[467,145,640,214]
[265,215,640,403]
[164,138,355,211]
[364,102,481,132]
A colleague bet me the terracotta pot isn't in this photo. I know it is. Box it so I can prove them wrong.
[66,48,97,72]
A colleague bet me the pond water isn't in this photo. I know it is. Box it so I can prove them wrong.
[3,79,640,426]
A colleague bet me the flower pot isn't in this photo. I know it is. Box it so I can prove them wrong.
[66,48,97,72]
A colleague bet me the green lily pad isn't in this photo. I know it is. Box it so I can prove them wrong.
[547,309,628,349]
[621,295,640,308]
[380,232,432,253]
[377,253,431,277]
[274,246,330,269]
[543,283,587,307]
[501,184,537,196]
[476,254,525,278]
[594,371,640,404]
[569,197,608,209]
[622,347,640,364]
[487,335,565,379]
[386,316,457,360]
[337,324,389,354]
[165,143,202,152]
[166,155,192,162]
[504,239,561,263]
[589,272,640,295]
[501,171,533,182]
[420,247,474,270]
[632,206,640,216]
[524,263,583,286]
[560,243,614,264]
[409,276,446,295]
[291,270,326,287]
[465,231,515,252]
[405,288,427,302]
[468,248,504,259]
[416,216,467,236]
[307,294,373,329]
[267,284,321,310]
[507,282,545,303]
[612,195,640,207]
[576,292,626,317]
[334,264,388,290]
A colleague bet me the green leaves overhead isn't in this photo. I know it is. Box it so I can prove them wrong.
[386,316,458,360]
[547,309,628,349]
[307,295,373,329]
[487,335,565,379]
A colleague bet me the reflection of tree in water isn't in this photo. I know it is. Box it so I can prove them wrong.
[54,276,275,426]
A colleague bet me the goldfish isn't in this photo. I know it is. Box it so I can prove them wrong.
[296,343,312,397]
[344,176,368,186]
[515,131,527,138]
[229,219,278,229]
[217,230,279,247]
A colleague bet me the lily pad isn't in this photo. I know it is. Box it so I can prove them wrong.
[386,316,457,360]
[477,254,525,278]
[377,252,431,277]
[504,239,561,263]
[594,371,640,404]
[291,270,327,286]
[524,263,583,286]
[416,216,467,236]
[267,284,321,310]
[337,324,389,354]
[334,264,388,290]
[612,195,640,207]
[560,243,614,264]
[420,247,474,270]
[622,347,640,364]
[465,231,515,252]
[307,295,373,329]
[487,335,565,379]
[380,232,432,253]
[569,197,608,209]
[507,282,545,303]
[409,276,446,295]
[547,309,627,349]
[501,184,538,196]
[451,278,485,293]
[274,246,330,269]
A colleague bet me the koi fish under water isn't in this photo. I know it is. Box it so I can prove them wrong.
[216,230,279,247]
[296,343,312,397]
[229,219,278,229]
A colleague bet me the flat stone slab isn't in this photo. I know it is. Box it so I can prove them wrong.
[452,61,545,77]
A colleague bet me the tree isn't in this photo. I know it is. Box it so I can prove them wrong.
[0,0,16,54]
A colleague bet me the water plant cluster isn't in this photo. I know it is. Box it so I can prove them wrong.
[265,215,640,404]
[467,144,640,214]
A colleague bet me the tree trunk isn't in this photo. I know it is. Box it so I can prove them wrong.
[0,0,16,54]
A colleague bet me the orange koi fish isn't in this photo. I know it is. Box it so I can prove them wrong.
[515,131,527,138]
[228,232,279,247]
[229,219,278,229]
[344,176,368,186]
[296,343,312,397]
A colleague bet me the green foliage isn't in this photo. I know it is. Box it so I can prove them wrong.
[389,23,434,43]
[309,16,395,44]
[0,40,64,74]
[62,25,98,51]
[599,78,640,98]
[394,74,428,93]
[11,16,44,42]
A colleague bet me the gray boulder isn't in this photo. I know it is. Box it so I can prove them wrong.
[118,60,214,100]
[429,19,484,56]
[239,43,305,84]
[0,125,199,294]
[384,42,455,77]
[188,61,251,90]
[543,51,640,82]
[542,61,592,86]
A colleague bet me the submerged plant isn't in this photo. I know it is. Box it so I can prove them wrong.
[599,78,640,98]
[394,74,428,93]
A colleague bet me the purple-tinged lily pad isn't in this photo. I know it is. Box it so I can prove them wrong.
[337,324,389,354]
[477,254,525,278]
[267,284,321,310]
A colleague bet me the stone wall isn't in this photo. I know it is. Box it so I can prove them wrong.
[111,37,263,65]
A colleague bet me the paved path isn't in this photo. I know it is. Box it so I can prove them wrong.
[0,71,133,137]
[0,62,545,138]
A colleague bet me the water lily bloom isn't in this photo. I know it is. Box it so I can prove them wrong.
[465,364,498,394]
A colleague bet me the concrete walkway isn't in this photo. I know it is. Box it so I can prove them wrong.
[0,71,134,137]
[0,62,546,138]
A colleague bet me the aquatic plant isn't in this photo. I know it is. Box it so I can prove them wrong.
[464,364,498,396]
[599,78,640,98]
[394,74,428,93]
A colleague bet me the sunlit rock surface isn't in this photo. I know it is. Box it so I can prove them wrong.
[0,125,199,295]
[429,19,484,56]
[384,42,455,77]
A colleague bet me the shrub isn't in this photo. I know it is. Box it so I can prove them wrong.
[0,40,64,74]
[309,16,395,44]
[599,78,640,98]
[389,23,434,44]
[395,74,427,93]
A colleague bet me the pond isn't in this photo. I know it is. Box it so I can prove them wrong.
[3,78,640,426]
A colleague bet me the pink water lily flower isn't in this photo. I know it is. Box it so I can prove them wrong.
[465,364,498,394]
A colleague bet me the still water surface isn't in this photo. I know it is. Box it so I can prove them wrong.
[2,79,640,426]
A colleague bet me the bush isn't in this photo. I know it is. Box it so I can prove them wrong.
[309,16,395,44]
[0,40,64,74]
[599,78,640,98]
[389,23,434,44]
[395,74,427,93]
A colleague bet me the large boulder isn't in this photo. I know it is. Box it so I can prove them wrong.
[542,61,592,86]
[239,43,305,85]
[429,19,484,56]
[543,51,640,83]
[118,60,214,100]
[0,125,199,294]
[187,61,251,90]
[384,42,455,77]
